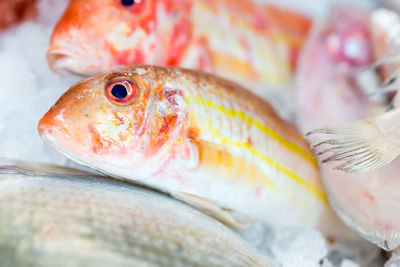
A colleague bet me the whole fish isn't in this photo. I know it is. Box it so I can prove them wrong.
[38,64,352,241]
[299,6,400,251]
[0,159,277,267]
[47,0,311,91]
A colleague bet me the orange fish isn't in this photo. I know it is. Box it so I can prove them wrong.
[38,65,353,241]
[47,0,311,91]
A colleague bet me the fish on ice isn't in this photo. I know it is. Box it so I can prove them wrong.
[38,64,352,241]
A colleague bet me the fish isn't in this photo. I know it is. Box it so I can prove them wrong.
[306,8,400,174]
[47,0,311,92]
[37,64,354,241]
[0,158,277,267]
[295,4,377,134]
[298,6,400,251]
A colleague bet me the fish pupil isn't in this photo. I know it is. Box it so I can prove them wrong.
[121,0,134,6]
[111,84,128,99]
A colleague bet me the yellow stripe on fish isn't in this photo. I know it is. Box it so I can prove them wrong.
[186,93,318,166]
[206,120,327,203]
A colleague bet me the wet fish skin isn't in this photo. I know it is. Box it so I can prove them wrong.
[0,159,277,267]
[47,0,311,90]
[38,64,352,241]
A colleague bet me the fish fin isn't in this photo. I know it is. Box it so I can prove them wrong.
[366,73,399,97]
[171,191,246,228]
[393,91,400,109]
[306,109,400,173]
[387,100,395,112]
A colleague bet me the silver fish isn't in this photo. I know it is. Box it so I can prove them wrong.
[0,159,277,267]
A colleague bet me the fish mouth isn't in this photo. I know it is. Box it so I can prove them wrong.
[39,127,95,170]
[39,127,141,184]
[47,41,99,76]
[47,49,92,76]
[47,49,74,74]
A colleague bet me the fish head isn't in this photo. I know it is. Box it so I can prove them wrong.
[296,5,374,133]
[47,0,192,75]
[38,66,188,179]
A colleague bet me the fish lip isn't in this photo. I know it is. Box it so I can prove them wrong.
[46,49,73,73]
[39,130,92,168]
[47,49,91,76]
[47,41,100,76]
[39,130,134,182]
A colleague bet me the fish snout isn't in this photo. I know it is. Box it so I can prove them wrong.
[47,49,72,74]
[47,48,90,76]
[47,41,99,75]
[38,107,59,137]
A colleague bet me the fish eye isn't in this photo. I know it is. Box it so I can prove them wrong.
[111,84,128,99]
[105,78,138,105]
[121,0,135,6]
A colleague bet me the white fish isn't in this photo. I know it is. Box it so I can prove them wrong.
[0,159,278,267]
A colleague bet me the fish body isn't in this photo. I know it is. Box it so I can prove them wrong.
[38,65,350,240]
[0,159,277,267]
[47,0,311,91]
[298,6,400,250]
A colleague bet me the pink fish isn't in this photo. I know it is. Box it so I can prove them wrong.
[300,6,400,250]
[296,4,372,134]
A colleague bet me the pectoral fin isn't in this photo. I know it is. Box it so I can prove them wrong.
[306,108,400,173]
[171,191,246,228]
